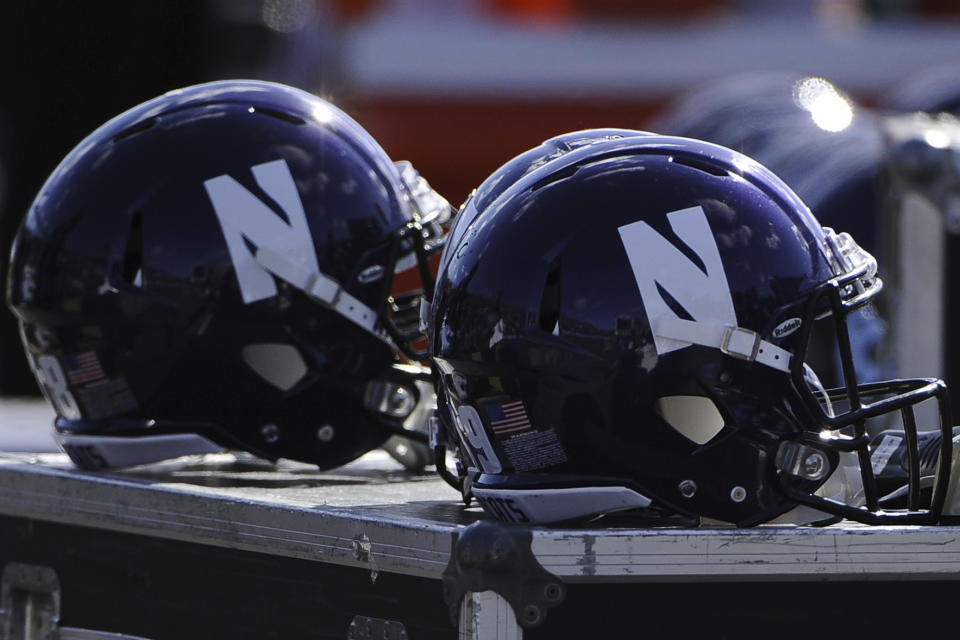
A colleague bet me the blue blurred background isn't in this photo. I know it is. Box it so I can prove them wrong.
[2,0,959,401]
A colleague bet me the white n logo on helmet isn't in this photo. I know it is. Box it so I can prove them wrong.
[618,206,736,354]
[618,205,792,372]
[204,159,386,339]
[204,159,318,304]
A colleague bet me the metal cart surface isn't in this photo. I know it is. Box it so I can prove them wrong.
[2,400,959,639]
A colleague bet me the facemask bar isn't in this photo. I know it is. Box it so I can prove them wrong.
[375,222,444,362]
[820,227,882,314]
[431,388,469,494]
[427,361,483,498]
[377,162,453,362]
[394,160,453,229]
[364,365,436,470]
[783,274,954,524]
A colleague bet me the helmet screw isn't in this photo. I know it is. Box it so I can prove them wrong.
[260,423,280,443]
[390,386,410,409]
[522,605,542,626]
[544,583,564,602]
[678,479,697,499]
[802,452,827,479]
[317,424,335,442]
[730,486,747,503]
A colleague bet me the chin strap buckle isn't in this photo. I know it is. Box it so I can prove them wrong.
[720,326,762,361]
[655,316,793,373]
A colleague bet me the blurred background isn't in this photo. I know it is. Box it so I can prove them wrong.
[2,0,959,407]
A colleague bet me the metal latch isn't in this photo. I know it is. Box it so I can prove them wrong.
[442,520,566,630]
[1,562,151,640]
[0,562,61,640]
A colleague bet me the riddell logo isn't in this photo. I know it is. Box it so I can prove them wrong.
[772,317,802,339]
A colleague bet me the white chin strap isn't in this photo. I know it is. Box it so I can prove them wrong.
[255,246,391,343]
[655,317,793,373]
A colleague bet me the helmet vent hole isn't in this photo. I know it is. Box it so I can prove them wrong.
[531,165,579,191]
[250,106,306,126]
[122,212,144,287]
[112,117,158,143]
[670,156,730,177]
[538,257,562,334]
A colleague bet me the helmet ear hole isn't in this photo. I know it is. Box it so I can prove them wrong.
[122,211,144,287]
[538,257,562,334]
[241,343,308,391]
[655,395,725,445]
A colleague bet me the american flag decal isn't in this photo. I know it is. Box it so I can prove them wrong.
[64,351,106,386]
[485,400,534,437]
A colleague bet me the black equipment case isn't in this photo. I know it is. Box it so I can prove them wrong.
[3,398,960,640]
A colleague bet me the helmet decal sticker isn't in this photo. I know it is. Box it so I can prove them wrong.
[618,205,737,355]
[357,264,385,284]
[472,495,531,523]
[30,354,82,420]
[482,399,568,471]
[486,399,533,437]
[63,350,106,386]
[29,351,138,422]
[450,402,502,474]
[499,428,568,472]
[773,317,803,338]
[204,159,319,304]
[72,379,138,422]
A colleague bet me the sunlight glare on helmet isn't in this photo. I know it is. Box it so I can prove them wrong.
[924,128,952,149]
[794,77,853,132]
[311,102,336,125]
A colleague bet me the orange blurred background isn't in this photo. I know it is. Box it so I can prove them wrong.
[1,0,959,394]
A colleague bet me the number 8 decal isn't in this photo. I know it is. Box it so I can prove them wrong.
[31,354,82,420]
